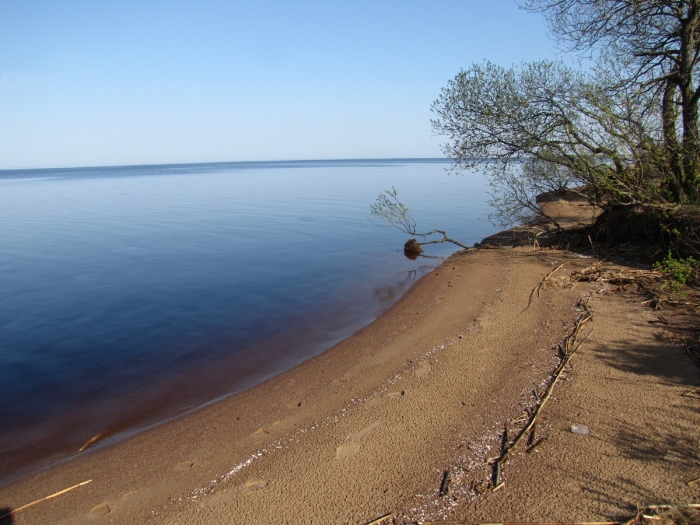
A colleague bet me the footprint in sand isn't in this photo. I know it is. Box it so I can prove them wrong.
[242,480,268,492]
[366,390,404,408]
[366,397,386,408]
[205,480,269,508]
[415,361,432,378]
[89,502,111,518]
[333,373,354,385]
[336,420,383,460]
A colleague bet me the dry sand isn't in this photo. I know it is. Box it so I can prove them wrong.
[1,244,698,524]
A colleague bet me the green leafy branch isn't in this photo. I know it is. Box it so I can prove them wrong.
[370,187,471,252]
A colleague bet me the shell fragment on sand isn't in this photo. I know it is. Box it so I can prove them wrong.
[570,424,589,435]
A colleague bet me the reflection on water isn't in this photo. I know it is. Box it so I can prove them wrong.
[373,269,420,302]
[0,158,497,483]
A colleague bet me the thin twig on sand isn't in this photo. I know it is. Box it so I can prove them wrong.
[622,503,700,525]
[0,480,93,520]
[525,436,548,454]
[440,470,451,498]
[364,512,395,525]
[682,387,700,398]
[524,263,566,311]
[417,521,621,525]
[491,306,595,489]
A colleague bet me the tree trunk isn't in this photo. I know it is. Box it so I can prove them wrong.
[662,79,683,200]
[679,1,700,201]
[681,94,700,200]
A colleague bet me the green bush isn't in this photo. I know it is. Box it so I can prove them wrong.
[655,252,699,291]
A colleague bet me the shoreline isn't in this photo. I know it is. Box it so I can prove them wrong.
[1,240,697,524]
[0,245,582,521]
[0,263,436,488]
[0,157,492,490]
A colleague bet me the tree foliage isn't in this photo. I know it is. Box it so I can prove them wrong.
[524,0,700,201]
[370,187,418,235]
[432,0,700,230]
[431,60,665,224]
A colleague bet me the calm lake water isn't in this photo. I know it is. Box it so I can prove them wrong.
[0,158,496,483]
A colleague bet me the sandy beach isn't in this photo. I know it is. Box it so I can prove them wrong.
[1,240,698,524]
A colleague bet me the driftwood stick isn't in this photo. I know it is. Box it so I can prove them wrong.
[565,314,593,353]
[79,432,105,452]
[577,260,603,277]
[439,470,451,498]
[525,436,548,454]
[527,423,537,447]
[524,284,538,312]
[417,521,621,525]
[492,425,509,486]
[569,328,595,355]
[492,460,501,488]
[501,425,510,454]
[0,480,92,520]
[539,263,566,298]
[486,303,595,494]
[524,263,566,311]
[364,512,395,525]
[494,322,595,478]
[644,503,700,509]
[682,387,700,398]
[511,413,529,425]
[512,330,594,451]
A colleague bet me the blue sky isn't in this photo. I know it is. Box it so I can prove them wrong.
[0,1,558,169]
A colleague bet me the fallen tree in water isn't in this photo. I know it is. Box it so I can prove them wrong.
[370,187,471,258]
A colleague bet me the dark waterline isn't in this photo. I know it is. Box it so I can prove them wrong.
[0,158,496,484]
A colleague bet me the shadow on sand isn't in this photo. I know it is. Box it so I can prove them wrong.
[0,508,14,524]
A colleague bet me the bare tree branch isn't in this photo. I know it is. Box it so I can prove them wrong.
[370,188,471,252]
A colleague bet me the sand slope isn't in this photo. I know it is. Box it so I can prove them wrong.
[1,247,698,525]
[424,277,700,523]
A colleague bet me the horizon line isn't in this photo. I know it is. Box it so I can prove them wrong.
[0,157,453,173]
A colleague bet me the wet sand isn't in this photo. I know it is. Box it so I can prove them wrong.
[1,243,698,524]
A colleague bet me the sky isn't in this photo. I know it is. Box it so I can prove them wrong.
[0,1,560,169]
